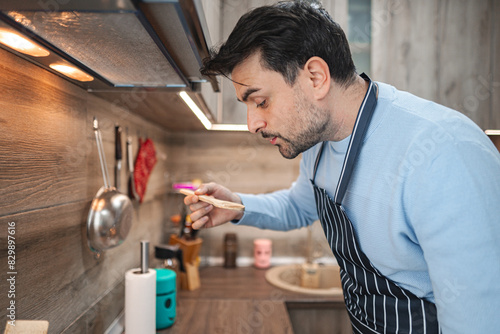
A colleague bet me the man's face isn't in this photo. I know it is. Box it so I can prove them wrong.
[231,53,331,159]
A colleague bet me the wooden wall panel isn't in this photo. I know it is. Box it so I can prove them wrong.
[85,94,171,203]
[371,0,439,100]
[168,131,300,194]
[0,48,88,216]
[437,0,492,127]
[323,0,348,30]
[0,48,172,332]
[0,196,166,333]
[372,0,498,130]
[491,0,500,129]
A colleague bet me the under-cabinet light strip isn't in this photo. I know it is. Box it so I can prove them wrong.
[485,129,500,135]
[179,92,249,131]
[210,124,248,131]
[0,28,50,57]
[179,91,212,130]
[49,63,94,82]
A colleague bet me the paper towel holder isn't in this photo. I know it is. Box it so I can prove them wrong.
[141,240,150,273]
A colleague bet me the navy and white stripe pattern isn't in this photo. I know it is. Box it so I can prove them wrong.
[311,74,440,333]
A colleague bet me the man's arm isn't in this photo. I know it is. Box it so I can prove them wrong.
[187,153,319,231]
[406,139,500,333]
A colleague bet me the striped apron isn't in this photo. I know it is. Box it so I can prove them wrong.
[311,74,440,333]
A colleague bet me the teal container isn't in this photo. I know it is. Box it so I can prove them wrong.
[156,268,177,329]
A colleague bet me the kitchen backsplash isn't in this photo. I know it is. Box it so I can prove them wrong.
[0,47,171,333]
[0,46,324,333]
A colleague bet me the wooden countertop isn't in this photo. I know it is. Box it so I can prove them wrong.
[158,266,344,333]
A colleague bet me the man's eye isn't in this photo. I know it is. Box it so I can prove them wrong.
[256,100,267,108]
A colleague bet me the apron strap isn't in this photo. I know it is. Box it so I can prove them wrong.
[334,74,378,205]
[311,142,326,183]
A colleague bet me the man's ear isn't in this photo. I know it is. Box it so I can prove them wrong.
[303,56,331,100]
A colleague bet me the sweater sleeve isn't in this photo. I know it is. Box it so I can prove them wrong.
[233,153,319,230]
[405,136,500,333]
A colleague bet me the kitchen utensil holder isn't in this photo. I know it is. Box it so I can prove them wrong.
[168,234,202,291]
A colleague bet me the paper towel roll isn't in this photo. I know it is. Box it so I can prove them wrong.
[125,268,156,334]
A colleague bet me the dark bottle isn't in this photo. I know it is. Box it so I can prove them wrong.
[178,205,187,238]
[223,233,238,268]
[182,215,194,241]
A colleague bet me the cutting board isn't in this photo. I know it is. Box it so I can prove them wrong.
[4,321,49,334]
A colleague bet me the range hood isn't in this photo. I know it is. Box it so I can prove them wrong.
[0,0,218,92]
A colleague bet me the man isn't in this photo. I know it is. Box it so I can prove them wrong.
[184,1,500,333]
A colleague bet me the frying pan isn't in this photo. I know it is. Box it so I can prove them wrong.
[87,117,133,257]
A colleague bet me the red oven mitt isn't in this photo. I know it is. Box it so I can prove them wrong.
[133,138,157,203]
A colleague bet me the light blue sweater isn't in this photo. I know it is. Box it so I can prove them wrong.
[236,82,500,333]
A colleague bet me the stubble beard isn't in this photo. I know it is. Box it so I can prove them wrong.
[273,87,331,159]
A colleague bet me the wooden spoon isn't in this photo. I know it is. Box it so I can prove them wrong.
[179,189,245,211]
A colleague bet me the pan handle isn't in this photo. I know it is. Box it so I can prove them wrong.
[93,117,111,189]
[127,136,134,172]
[115,125,122,189]
[115,126,122,161]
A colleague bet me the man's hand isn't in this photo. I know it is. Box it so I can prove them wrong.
[184,182,244,229]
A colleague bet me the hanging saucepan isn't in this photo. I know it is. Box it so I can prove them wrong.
[87,117,133,257]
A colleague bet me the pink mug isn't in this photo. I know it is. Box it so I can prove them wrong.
[253,238,272,269]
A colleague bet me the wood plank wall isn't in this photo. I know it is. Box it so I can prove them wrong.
[0,48,173,333]
[372,0,500,129]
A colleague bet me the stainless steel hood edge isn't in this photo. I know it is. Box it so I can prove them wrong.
[134,4,191,88]
[138,0,220,92]
[0,0,218,93]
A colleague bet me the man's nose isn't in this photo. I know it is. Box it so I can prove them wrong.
[247,108,266,134]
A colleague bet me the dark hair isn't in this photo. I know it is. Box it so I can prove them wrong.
[200,0,356,87]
